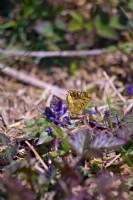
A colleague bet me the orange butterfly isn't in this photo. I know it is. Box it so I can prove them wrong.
[67,90,92,114]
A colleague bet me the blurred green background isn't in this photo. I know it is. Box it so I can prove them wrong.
[0,0,133,52]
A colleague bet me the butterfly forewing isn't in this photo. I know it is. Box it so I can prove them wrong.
[67,90,91,114]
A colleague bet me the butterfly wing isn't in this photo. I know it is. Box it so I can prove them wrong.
[67,90,91,114]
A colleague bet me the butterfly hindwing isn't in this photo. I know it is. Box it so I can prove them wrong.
[67,90,91,114]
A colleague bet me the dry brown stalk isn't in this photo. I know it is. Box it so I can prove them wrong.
[103,71,126,102]
[105,154,121,168]
[0,48,106,58]
[25,141,48,171]
[0,63,66,99]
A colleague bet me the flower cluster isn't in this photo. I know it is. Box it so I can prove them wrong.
[125,85,133,96]
[44,95,70,127]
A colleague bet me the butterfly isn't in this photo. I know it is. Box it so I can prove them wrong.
[66,90,92,114]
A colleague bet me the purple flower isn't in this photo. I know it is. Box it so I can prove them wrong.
[45,127,52,135]
[44,107,56,122]
[87,109,96,115]
[50,96,67,119]
[44,95,68,126]
[62,115,71,125]
[126,85,133,96]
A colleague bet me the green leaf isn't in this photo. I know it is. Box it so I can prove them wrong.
[68,19,82,31]
[123,148,133,167]
[34,21,54,37]
[36,117,52,127]
[106,45,117,53]
[110,15,126,30]
[119,43,133,54]
[55,18,66,30]
[94,14,118,39]
[25,119,36,127]
[24,132,40,139]
[37,131,53,145]
[69,62,78,75]
[69,11,83,24]
[52,126,64,138]
[36,117,47,126]
[128,1,133,10]
[84,21,93,31]
[97,25,117,39]
[0,21,16,29]
[46,150,66,158]
[61,137,70,152]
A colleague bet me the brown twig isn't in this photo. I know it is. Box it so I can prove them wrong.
[103,71,126,102]
[105,154,121,168]
[0,63,66,99]
[34,163,45,173]
[0,109,9,129]
[0,48,106,58]
[25,141,48,171]
[98,99,133,111]
[34,88,51,106]
[124,100,133,115]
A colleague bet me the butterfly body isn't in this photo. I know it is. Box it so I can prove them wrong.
[67,90,91,114]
